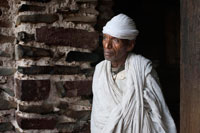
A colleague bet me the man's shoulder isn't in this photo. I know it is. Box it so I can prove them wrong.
[95,60,106,69]
[129,53,151,65]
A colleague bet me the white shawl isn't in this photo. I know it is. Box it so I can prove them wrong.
[91,53,176,133]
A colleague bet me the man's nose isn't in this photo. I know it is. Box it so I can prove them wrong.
[104,40,112,49]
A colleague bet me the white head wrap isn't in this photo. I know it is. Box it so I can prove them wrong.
[102,13,139,40]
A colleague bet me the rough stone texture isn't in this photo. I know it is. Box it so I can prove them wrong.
[56,122,90,133]
[17,32,35,43]
[0,91,16,110]
[59,109,91,120]
[0,34,15,44]
[15,79,50,101]
[18,4,46,12]
[19,104,54,114]
[0,68,16,76]
[16,115,57,129]
[0,0,9,8]
[66,51,99,62]
[76,0,98,2]
[0,50,10,57]
[63,15,97,23]
[16,14,59,25]
[18,65,94,75]
[95,0,113,32]
[57,7,99,15]
[15,45,53,60]
[0,20,11,28]
[56,80,92,97]
[36,27,99,50]
[0,98,16,110]
[0,9,2,16]
[0,122,14,132]
[20,0,51,3]
[0,87,15,97]
[0,109,15,123]
[0,61,3,66]
[0,76,7,84]
[0,0,111,132]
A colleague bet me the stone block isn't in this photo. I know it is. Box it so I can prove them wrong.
[16,14,59,25]
[0,34,15,44]
[0,68,16,76]
[63,15,97,23]
[18,4,45,12]
[0,91,16,110]
[0,0,9,8]
[16,114,57,129]
[17,32,35,42]
[19,104,54,114]
[0,76,7,84]
[56,80,92,97]
[56,121,89,133]
[15,44,53,60]
[15,79,50,101]
[76,0,98,2]
[0,122,14,132]
[0,109,15,123]
[0,50,10,57]
[36,27,99,50]
[18,65,94,76]
[0,9,2,16]
[20,0,51,3]
[60,110,91,120]
[1,87,15,97]
[66,51,99,62]
[56,8,79,14]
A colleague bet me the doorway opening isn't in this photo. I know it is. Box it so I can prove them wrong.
[113,0,180,131]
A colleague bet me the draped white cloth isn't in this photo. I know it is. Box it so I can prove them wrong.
[102,13,139,40]
[91,53,177,133]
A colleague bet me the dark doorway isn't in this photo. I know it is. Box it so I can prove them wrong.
[113,0,180,131]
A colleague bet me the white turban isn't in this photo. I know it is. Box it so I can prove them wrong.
[102,13,139,40]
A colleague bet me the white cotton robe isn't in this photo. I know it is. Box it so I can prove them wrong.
[91,53,177,133]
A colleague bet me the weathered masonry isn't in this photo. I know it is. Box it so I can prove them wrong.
[0,0,113,132]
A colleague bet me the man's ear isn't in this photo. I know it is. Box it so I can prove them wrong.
[127,40,135,52]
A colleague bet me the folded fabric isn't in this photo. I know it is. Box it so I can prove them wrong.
[102,13,139,40]
[91,53,177,133]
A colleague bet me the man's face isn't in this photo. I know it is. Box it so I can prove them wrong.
[102,34,133,62]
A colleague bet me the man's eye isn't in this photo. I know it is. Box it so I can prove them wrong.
[112,38,119,43]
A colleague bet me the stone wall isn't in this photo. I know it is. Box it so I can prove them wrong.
[0,0,113,132]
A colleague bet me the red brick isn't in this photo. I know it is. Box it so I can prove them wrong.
[15,79,50,101]
[36,27,99,50]
[16,114,57,129]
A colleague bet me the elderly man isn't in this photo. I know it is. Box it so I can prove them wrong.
[91,14,176,133]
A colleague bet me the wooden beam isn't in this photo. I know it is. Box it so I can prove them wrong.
[180,0,200,132]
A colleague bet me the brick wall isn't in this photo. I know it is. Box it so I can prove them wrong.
[0,0,113,132]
